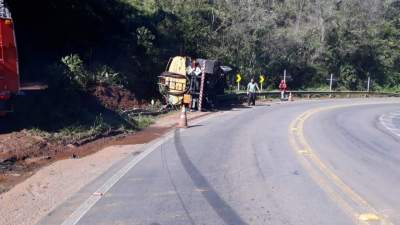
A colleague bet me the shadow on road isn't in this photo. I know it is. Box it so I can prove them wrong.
[216,103,252,111]
[173,129,248,225]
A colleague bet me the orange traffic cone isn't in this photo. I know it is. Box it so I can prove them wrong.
[288,92,293,101]
[178,104,188,128]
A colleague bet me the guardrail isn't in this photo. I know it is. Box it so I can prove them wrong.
[217,91,400,102]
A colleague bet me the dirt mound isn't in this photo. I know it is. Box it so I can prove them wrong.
[0,132,48,164]
[89,84,147,111]
[0,84,158,193]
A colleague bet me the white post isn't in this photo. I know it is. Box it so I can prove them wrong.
[284,70,287,83]
[237,82,240,92]
[367,77,371,92]
[198,63,206,111]
[329,73,333,92]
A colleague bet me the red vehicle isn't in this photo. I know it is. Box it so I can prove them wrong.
[0,0,19,116]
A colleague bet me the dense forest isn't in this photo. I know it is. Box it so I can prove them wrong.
[4,0,400,127]
[7,0,400,93]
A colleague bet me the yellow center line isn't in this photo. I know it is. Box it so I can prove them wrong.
[288,103,394,225]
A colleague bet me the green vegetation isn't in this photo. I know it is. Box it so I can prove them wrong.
[130,115,155,130]
[8,0,400,93]
[27,113,154,145]
[4,0,400,138]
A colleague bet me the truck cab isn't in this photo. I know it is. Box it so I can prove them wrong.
[0,0,19,115]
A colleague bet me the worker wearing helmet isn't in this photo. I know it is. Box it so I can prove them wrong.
[247,78,260,106]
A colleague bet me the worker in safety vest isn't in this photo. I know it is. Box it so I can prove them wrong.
[187,60,202,110]
[279,80,287,100]
[187,60,201,93]
[247,78,260,106]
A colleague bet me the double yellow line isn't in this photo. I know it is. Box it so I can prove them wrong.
[288,105,394,225]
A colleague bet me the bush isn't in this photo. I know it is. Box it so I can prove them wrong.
[58,54,128,89]
[95,65,127,86]
[339,65,358,90]
[61,54,92,89]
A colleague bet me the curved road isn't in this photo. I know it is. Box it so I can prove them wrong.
[39,99,400,225]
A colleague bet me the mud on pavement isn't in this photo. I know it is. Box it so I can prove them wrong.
[0,125,169,194]
[0,110,212,194]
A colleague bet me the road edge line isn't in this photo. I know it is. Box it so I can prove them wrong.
[59,111,223,225]
[288,103,395,225]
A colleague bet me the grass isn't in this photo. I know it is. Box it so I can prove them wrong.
[27,113,155,146]
[131,115,155,130]
[304,86,331,91]
[375,86,400,93]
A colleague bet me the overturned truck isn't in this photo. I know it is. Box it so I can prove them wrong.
[158,56,231,110]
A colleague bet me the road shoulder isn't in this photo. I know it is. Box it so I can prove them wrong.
[0,110,215,225]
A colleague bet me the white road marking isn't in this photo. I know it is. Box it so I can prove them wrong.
[60,133,175,225]
[379,112,400,137]
[381,117,395,122]
[60,112,223,225]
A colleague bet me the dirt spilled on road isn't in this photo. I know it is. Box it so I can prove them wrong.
[0,83,154,193]
[0,110,212,194]
[0,125,169,194]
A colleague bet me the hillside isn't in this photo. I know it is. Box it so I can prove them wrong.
[7,0,400,93]
[0,0,398,137]
[0,0,398,146]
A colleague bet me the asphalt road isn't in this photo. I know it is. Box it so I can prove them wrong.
[39,99,400,225]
